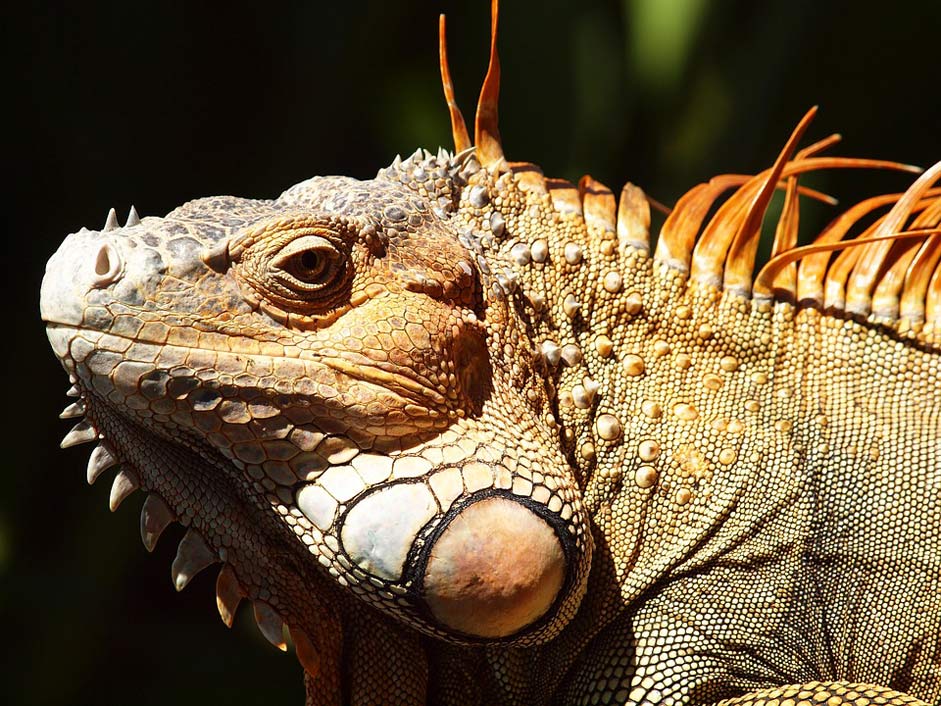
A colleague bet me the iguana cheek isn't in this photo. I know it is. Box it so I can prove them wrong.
[418,496,567,639]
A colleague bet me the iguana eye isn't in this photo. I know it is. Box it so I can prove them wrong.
[270,235,341,290]
[228,223,354,322]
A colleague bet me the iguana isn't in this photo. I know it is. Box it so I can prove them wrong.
[39,2,940,704]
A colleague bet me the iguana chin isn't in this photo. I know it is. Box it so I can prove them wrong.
[39,1,940,704]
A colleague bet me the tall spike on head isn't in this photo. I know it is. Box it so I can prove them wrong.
[439,15,471,153]
[475,0,505,167]
[103,208,119,232]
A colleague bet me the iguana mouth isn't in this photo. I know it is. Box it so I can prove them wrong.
[44,322,445,418]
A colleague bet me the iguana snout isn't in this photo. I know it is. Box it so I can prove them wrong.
[40,230,124,326]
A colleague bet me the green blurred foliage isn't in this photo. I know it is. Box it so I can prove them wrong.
[6,1,940,704]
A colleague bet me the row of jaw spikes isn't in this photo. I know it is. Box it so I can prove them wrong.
[58,384,321,677]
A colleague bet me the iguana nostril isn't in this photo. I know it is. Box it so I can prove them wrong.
[92,242,123,287]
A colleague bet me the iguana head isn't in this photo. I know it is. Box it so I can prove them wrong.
[40,144,595,648]
[38,0,607,670]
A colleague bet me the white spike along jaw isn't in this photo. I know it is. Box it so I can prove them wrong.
[290,624,321,677]
[214,564,321,676]
[254,601,288,652]
[255,600,323,678]
[170,528,219,591]
[125,205,140,227]
[140,494,176,552]
[66,384,81,397]
[215,564,244,628]
[61,420,98,448]
[86,442,118,484]
[53,385,319,676]
[59,400,85,419]
[109,469,139,511]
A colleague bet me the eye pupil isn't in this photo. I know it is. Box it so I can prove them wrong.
[300,251,320,271]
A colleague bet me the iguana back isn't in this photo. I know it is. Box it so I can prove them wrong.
[39,2,940,704]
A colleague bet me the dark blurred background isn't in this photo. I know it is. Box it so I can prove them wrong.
[6,1,940,704]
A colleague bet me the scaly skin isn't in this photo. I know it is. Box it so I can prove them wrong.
[40,12,940,706]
